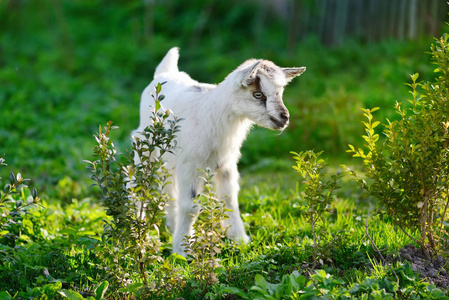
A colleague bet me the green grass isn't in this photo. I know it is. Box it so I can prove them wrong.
[3,167,446,299]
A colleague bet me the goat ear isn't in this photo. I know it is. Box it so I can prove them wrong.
[283,67,306,81]
[241,60,261,87]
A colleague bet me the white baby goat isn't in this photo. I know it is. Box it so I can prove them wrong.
[133,47,305,256]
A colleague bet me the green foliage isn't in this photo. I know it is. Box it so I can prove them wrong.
[0,0,439,187]
[223,271,312,300]
[0,160,107,299]
[1,3,448,297]
[58,280,109,300]
[0,165,446,298]
[347,33,449,257]
[225,263,449,300]
[184,169,229,298]
[0,158,40,247]
[291,150,343,269]
[84,82,183,297]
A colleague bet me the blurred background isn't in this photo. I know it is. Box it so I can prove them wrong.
[1,0,448,195]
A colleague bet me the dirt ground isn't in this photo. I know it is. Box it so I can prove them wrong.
[398,243,449,287]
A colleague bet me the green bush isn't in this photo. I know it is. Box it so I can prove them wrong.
[84,82,183,297]
[0,157,40,247]
[347,32,449,258]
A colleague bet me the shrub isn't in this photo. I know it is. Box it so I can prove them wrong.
[0,157,40,247]
[347,32,449,258]
[85,82,184,296]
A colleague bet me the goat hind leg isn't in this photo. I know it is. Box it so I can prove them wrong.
[216,165,250,244]
[171,169,201,256]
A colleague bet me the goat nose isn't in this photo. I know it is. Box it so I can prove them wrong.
[280,112,289,122]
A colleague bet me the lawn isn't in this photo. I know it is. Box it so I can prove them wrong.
[3,166,443,299]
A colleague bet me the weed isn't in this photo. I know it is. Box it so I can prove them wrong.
[184,169,229,298]
[291,150,344,269]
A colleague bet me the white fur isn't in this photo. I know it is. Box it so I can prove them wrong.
[132,47,305,256]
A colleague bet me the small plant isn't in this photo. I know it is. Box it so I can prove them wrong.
[0,157,40,247]
[224,265,448,299]
[223,271,313,299]
[84,82,183,296]
[291,150,343,269]
[347,32,449,258]
[58,280,109,300]
[184,169,229,298]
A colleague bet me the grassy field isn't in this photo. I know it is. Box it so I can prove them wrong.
[3,167,442,299]
[1,1,449,299]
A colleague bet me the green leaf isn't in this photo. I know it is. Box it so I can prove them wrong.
[250,286,268,295]
[253,274,267,291]
[222,287,249,299]
[59,227,77,236]
[155,82,162,94]
[362,121,369,129]
[155,100,161,112]
[118,282,144,293]
[0,291,13,300]
[95,281,109,300]
[58,289,86,300]
[9,173,15,184]
[410,73,419,81]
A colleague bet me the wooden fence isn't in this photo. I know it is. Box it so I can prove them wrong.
[270,0,449,46]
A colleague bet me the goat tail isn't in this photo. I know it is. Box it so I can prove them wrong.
[154,47,180,77]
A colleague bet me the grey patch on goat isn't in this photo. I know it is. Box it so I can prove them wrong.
[191,84,215,93]
[190,187,197,199]
[260,65,277,78]
[221,170,230,180]
[257,60,283,80]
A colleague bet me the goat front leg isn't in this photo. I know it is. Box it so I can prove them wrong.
[216,164,250,244]
[164,178,178,233]
[171,167,201,257]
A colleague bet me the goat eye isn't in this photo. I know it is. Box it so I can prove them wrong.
[253,92,264,99]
